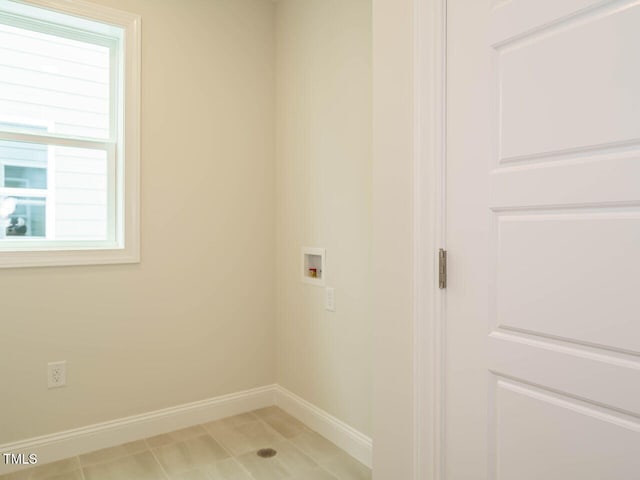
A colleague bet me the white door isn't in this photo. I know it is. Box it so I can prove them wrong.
[445,1,640,479]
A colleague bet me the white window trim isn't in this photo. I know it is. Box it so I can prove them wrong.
[0,0,140,268]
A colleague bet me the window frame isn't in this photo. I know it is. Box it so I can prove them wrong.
[0,0,140,268]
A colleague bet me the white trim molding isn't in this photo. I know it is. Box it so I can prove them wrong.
[0,385,276,475]
[0,384,373,475]
[274,386,372,468]
[414,0,448,479]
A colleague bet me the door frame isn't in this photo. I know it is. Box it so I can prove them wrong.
[413,0,447,479]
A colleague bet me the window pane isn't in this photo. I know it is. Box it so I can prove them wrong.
[7,196,46,237]
[0,142,108,242]
[0,23,111,139]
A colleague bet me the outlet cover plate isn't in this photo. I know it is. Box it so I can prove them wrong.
[48,361,66,389]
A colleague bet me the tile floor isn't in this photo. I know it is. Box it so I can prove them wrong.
[0,407,371,480]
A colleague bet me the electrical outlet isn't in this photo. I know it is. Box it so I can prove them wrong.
[47,361,66,389]
[325,287,335,312]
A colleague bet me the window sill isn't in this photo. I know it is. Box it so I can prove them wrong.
[0,244,139,268]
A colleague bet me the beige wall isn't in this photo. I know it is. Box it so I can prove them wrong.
[372,0,416,477]
[275,0,373,436]
[0,0,276,443]
[1,0,385,461]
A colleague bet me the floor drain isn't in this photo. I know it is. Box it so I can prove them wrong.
[257,448,277,458]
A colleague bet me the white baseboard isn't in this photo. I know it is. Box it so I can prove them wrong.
[274,385,372,468]
[0,384,372,474]
[0,385,276,475]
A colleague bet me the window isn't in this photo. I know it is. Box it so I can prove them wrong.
[0,0,140,268]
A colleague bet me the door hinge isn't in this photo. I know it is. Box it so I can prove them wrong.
[439,248,447,289]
